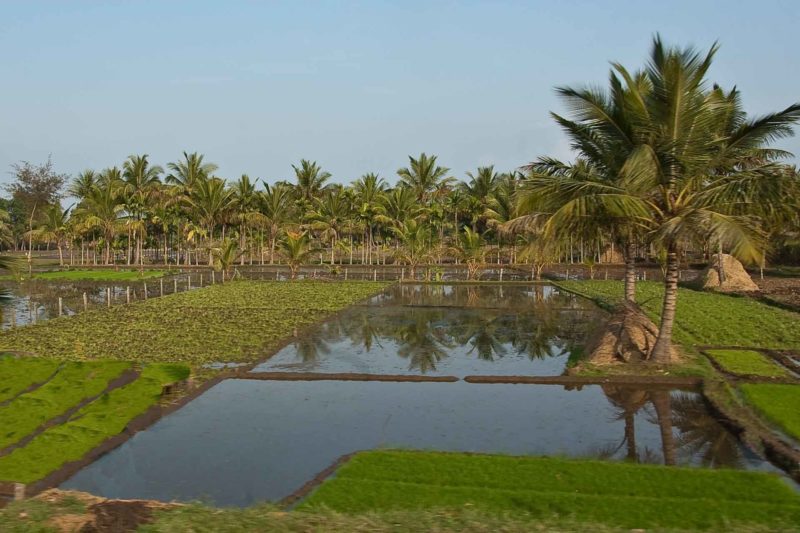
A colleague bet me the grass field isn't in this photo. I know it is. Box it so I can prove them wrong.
[739,383,800,441]
[0,269,171,282]
[557,281,800,350]
[301,450,800,530]
[0,281,388,364]
[0,363,189,484]
[705,349,793,378]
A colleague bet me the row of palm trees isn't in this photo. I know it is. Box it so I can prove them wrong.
[20,152,553,275]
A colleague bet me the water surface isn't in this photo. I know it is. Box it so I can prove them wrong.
[61,379,770,506]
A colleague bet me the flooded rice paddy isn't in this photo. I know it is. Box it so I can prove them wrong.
[53,283,779,506]
[61,380,770,506]
[253,284,603,376]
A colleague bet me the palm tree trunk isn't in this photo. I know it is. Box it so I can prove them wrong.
[651,390,676,466]
[240,224,246,266]
[624,412,637,461]
[58,244,63,266]
[624,240,636,303]
[651,243,678,363]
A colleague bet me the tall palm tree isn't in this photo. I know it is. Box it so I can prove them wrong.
[187,176,234,265]
[123,154,163,265]
[260,182,295,264]
[231,174,262,265]
[307,187,350,264]
[615,37,800,361]
[397,153,451,202]
[166,151,218,193]
[68,170,97,201]
[462,166,499,231]
[292,159,331,203]
[354,173,387,264]
[380,186,421,228]
[80,181,123,264]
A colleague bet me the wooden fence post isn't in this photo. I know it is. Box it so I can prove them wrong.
[144,283,148,299]
[107,288,111,307]
[500,268,504,282]
[83,292,88,311]
[58,297,63,316]
[160,278,164,297]
[373,269,377,282]
[126,287,130,304]
[174,279,178,293]
[188,275,192,289]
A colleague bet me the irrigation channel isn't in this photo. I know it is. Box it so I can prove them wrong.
[27,282,778,507]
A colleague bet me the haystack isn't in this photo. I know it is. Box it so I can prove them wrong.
[582,302,679,365]
[697,253,758,292]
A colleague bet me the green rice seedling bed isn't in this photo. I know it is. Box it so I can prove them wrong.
[0,361,131,450]
[0,364,189,484]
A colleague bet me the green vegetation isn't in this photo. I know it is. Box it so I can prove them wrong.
[302,451,800,530]
[558,281,800,350]
[705,349,792,378]
[0,281,388,364]
[0,356,60,403]
[740,384,800,441]
[0,269,170,281]
[0,363,189,483]
[0,361,131,449]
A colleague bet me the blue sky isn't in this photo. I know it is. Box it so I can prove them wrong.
[1,0,798,189]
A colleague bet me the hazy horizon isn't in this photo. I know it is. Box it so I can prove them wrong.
[2,0,798,189]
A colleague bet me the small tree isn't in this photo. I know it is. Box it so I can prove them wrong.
[451,227,486,280]
[281,231,313,279]
[392,220,435,279]
[211,238,242,277]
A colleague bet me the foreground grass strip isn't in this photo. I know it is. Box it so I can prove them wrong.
[0,356,61,404]
[0,364,190,484]
[558,281,800,350]
[706,349,792,378]
[740,383,800,441]
[0,361,131,450]
[0,281,389,364]
[4,495,750,533]
[301,451,800,530]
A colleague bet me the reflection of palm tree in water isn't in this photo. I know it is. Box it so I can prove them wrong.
[670,392,744,468]
[394,310,453,373]
[456,313,507,361]
[602,387,744,468]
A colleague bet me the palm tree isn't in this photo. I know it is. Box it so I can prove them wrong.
[281,231,313,279]
[615,37,800,362]
[292,159,331,203]
[166,151,218,193]
[30,204,71,265]
[451,227,486,280]
[123,154,163,265]
[260,182,295,264]
[68,170,98,201]
[354,173,387,264]
[231,174,262,265]
[80,181,123,264]
[392,219,435,279]
[211,238,242,276]
[187,176,234,265]
[307,187,350,264]
[380,186,421,228]
[462,166,499,231]
[397,153,451,202]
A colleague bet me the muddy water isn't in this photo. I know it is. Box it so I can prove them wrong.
[253,284,604,376]
[60,379,772,506]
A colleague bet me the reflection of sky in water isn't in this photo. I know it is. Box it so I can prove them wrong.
[254,284,603,376]
[61,380,772,506]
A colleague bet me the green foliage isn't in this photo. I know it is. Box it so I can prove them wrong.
[0,356,60,403]
[740,384,800,441]
[705,349,792,378]
[558,281,800,350]
[0,363,189,483]
[302,450,800,531]
[0,281,388,364]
